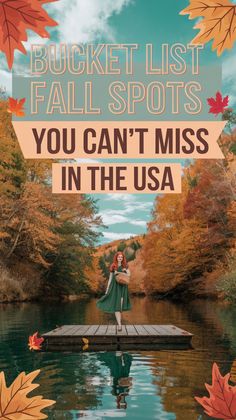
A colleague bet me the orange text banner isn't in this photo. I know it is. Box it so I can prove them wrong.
[52,163,182,194]
[12,121,226,159]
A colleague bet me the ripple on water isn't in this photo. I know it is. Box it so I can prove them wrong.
[0,298,235,420]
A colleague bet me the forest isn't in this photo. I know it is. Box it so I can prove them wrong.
[71,108,236,302]
[0,99,103,301]
[142,126,236,300]
[0,97,236,303]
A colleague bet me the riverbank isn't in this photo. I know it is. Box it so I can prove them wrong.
[0,258,222,304]
[0,260,42,303]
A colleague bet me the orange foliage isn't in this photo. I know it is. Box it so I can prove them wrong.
[0,100,102,298]
[142,143,236,296]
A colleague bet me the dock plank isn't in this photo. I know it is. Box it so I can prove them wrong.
[117,325,128,336]
[70,325,92,335]
[42,324,193,351]
[94,325,108,335]
[106,325,117,335]
[134,325,150,336]
[150,325,175,336]
[143,325,161,335]
[44,325,77,336]
[82,325,100,336]
[126,324,138,335]
[151,325,192,336]
[62,325,86,336]
[166,325,192,336]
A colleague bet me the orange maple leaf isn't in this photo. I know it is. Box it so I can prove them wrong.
[0,0,58,69]
[195,363,236,419]
[0,369,55,419]
[8,97,26,117]
[180,0,236,56]
[28,331,44,351]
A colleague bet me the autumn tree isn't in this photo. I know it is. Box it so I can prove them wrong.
[0,100,103,298]
[143,156,235,296]
[43,194,102,295]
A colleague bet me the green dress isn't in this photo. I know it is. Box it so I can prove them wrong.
[96,265,131,313]
[98,352,133,396]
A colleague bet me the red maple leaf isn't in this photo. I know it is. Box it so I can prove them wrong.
[8,97,26,116]
[207,91,229,115]
[0,0,58,69]
[28,331,44,351]
[195,363,236,419]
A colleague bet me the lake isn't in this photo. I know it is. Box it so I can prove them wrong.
[0,296,235,420]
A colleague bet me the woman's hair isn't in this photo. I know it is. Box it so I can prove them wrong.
[110,251,128,272]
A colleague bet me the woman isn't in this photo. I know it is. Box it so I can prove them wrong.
[98,351,132,409]
[96,251,131,330]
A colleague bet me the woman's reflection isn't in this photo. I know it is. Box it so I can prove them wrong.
[99,351,133,409]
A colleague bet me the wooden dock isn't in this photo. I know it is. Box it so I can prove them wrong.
[42,324,193,352]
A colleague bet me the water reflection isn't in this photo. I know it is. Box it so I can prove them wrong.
[0,297,236,419]
[99,352,133,409]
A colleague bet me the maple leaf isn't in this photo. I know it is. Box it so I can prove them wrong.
[180,0,236,55]
[195,363,236,419]
[28,331,44,351]
[7,97,26,117]
[207,91,229,115]
[0,369,55,419]
[0,0,58,69]
[82,337,89,351]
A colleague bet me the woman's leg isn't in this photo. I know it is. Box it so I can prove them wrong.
[115,311,121,327]
[120,297,124,324]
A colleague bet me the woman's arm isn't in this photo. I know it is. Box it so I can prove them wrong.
[105,272,113,294]
[122,266,130,275]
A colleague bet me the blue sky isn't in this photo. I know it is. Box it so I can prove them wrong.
[1,0,236,244]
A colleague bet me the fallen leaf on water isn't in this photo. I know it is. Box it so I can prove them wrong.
[0,369,55,419]
[82,337,89,351]
[82,344,89,351]
[28,331,44,351]
[207,91,229,116]
[0,0,58,69]
[195,362,236,419]
[7,97,26,117]
[180,0,236,55]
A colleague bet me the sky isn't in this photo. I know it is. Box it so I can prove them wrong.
[1,0,236,244]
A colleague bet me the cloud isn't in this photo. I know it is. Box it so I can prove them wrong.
[101,210,147,227]
[0,69,12,93]
[104,194,136,202]
[223,49,236,106]
[99,199,153,223]
[44,0,132,44]
[101,213,128,225]
[4,0,133,94]
[102,231,135,241]
[223,54,236,82]
[3,0,132,93]
[130,220,146,227]
[103,194,153,215]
